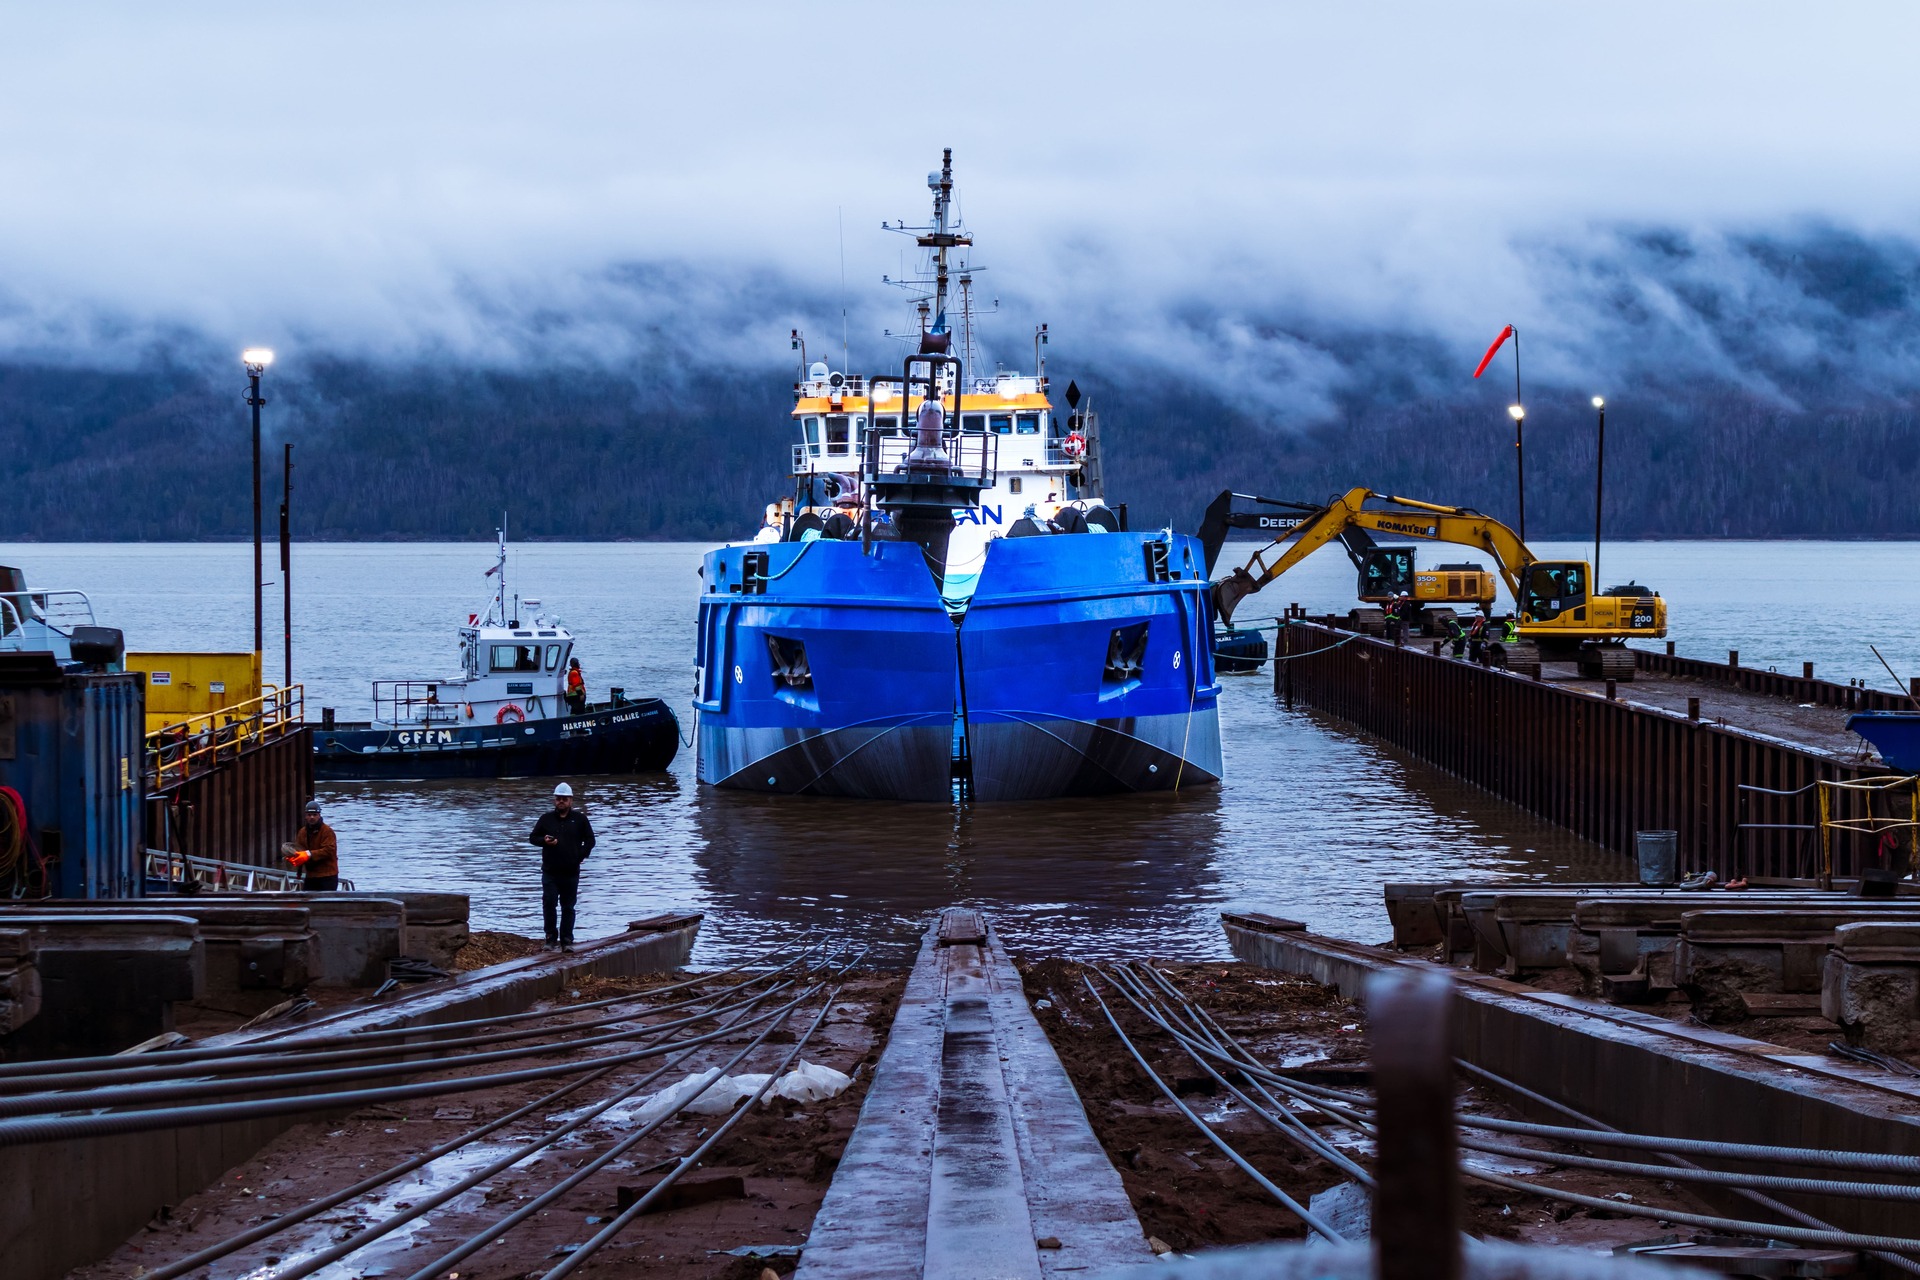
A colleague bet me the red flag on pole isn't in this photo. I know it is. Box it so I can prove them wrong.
[1472,325,1515,379]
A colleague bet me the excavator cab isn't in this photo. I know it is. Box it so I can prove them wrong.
[1355,546,1415,601]
[1521,561,1589,623]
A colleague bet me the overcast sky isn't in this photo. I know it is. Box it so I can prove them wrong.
[2,2,1916,379]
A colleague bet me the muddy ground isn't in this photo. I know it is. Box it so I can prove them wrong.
[72,966,903,1280]
[1023,958,1704,1256]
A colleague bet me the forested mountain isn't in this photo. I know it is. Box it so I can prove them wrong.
[2,352,1917,542]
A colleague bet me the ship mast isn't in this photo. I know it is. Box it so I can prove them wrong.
[915,149,971,356]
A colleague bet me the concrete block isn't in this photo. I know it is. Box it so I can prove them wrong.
[0,902,316,998]
[238,892,465,975]
[0,914,201,1057]
[1824,921,1920,1053]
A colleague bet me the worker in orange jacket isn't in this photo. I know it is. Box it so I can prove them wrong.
[564,657,588,716]
[287,800,340,891]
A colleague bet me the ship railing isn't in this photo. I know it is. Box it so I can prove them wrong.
[861,429,998,487]
[144,684,305,793]
[372,680,475,723]
[0,588,95,633]
[144,848,354,894]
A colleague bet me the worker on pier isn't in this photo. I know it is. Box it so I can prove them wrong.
[529,782,595,951]
[1443,613,1466,658]
[287,800,340,892]
[564,658,588,716]
[1466,615,1487,665]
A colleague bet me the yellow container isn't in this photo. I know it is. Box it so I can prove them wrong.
[127,652,262,732]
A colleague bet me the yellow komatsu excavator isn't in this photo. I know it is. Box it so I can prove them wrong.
[1202,488,1666,679]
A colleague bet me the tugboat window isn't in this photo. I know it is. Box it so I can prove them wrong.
[989,414,1013,435]
[491,644,542,672]
[1016,413,1041,434]
[1008,477,1023,494]
[802,417,822,457]
[544,644,562,669]
[875,415,900,434]
[962,414,986,433]
[825,416,850,455]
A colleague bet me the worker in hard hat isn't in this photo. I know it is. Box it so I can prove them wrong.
[528,782,595,951]
[286,800,340,891]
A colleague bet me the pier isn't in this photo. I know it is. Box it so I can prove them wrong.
[1274,617,1911,882]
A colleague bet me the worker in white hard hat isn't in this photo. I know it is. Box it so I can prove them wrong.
[527,782,595,950]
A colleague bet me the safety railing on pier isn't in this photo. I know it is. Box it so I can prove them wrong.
[143,848,354,893]
[143,684,305,793]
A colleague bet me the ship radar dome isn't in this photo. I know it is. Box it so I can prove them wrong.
[808,361,830,382]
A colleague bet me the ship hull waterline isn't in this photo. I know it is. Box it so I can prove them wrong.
[315,700,680,781]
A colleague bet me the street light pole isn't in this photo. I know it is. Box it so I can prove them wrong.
[242,349,274,674]
[1507,403,1527,544]
[1591,396,1607,584]
[281,442,293,692]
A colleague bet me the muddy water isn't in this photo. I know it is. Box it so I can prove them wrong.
[47,539,1898,963]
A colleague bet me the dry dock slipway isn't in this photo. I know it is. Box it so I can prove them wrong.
[7,617,1920,1275]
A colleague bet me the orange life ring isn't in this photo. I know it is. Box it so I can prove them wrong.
[495,703,526,725]
[1062,431,1087,460]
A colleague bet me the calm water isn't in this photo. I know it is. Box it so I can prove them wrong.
[5,539,1915,963]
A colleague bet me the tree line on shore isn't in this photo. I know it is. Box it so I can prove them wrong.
[2,357,1916,542]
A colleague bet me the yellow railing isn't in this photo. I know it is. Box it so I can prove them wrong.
[1816,774,1920,888]
[144,684,304,792]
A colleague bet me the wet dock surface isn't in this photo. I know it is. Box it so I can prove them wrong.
[1535,660,1876,758]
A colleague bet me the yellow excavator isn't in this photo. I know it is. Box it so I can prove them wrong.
[1200,488,1666,679]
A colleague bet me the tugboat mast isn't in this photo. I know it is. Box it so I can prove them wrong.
[914,148,971,354]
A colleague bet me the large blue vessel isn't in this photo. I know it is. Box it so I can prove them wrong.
[695,152,1222,801]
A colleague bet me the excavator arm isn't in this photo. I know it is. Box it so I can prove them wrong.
[1211,487,1535,624]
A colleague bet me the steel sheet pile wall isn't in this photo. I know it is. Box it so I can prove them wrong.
[146,725,313,866]
[1277,624,1874,879]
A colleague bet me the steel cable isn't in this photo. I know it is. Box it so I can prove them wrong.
[1082,973,1348,1244]
[0,950,848,1118]
[396,947,869,1280]
[0,948,818,1086]
[135,975,781,1280]
[1125,966,1920,1265]
[0,982,821,1148]
[538,991,843,1280]
[265,972,821,1280]
[0,951,824,1094]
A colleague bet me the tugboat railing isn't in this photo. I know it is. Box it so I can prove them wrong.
[0,587,95,632]
[144,684,304,793]
[372,680,496,723]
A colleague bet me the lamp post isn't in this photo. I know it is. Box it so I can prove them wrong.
[1507,403,1527,543]
[242,348,273,670]
[1591,395,1606,584]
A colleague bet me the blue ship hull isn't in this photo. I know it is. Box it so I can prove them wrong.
[1847,712,1920,774]
[694,532,1222,802]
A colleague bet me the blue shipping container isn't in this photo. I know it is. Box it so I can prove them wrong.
[0,657,145,898]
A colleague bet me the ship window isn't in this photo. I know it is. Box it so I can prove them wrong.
[1016,413,1041,435]
[825,415,850,454]
[1008,476,1023,494]
[802,417,822,458]
[989,414,1013,435]
[962,413,986,433]
[544,644,563,669]
[490,644,542,673]
[875,415,900,434]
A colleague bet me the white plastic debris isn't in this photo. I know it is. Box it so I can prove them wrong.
[770,1060,852,1103]
[634,1069,727,1124]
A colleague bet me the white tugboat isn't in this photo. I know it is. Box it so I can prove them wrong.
[314,531,678,780]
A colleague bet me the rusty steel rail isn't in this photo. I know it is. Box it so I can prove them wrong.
[1274,620,1888,881]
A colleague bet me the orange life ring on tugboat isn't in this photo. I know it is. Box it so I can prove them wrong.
[1062,431,1087,460]
[495,703,526,725]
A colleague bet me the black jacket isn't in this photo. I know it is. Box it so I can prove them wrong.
[529,808,596,871]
